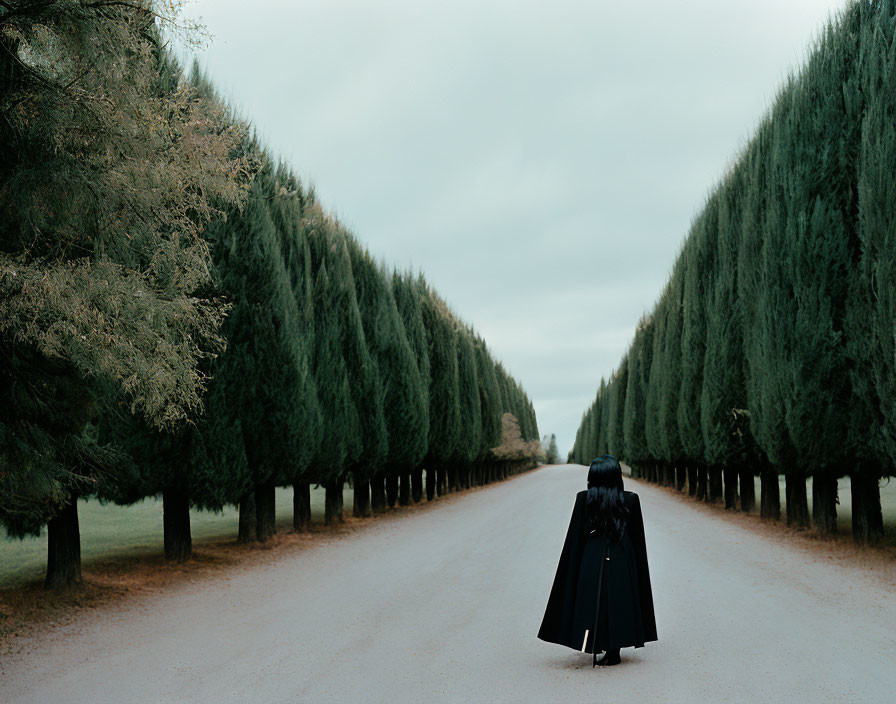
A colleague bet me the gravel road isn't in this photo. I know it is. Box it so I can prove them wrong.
[2,465,894,703]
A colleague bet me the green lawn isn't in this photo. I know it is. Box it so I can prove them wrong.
[0,485,354,589]
[757,475,896,543]
[620,463,896,544]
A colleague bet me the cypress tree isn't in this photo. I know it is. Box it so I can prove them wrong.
[593,380,607,459]
[348,242,424,512]
[645,292,669,485]
[267,164,322,532]
[701,166,765,516]
[392,271,431,504]
[679,201,715,496]
[306,225,363,525]
[473,338,503,485]
[607,360,628,460]
[844,0,895,544]
[0,5,246,588]
[624,317,655,479]
[738,120,787,520]
[658,265,687,491]
[207,168,314,542]
[454,328,482,490]
[419,281,461,500]
[739,105,809,527]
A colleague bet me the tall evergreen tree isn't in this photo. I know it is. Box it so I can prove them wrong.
[391,271,431,504]
[265,164,322,532]
[701,167,765,516]
[453,328,482,490]
[844,0,895,544]
[208,169,315,542]
[348,242,423,512]
[658,265,686,490]
[624,317,655,479]
[419,281,461,500]
[607,360,628,460]
[0,7,247,587]
[678,201,715,496]
[473,338,503,485]
[305,219,369,525]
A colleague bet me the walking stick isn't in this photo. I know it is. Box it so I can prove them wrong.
[591,540,609,668]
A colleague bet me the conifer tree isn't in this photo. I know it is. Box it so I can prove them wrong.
[742,101,809,527]
[391,271,431,504]
[843,0,894,544]
[678,203,715,496]
[306,252,361,525]
[623,317,654,479]
[453,329,482,490]
[658,267,686,490]
[419,282,461,500]
[701,167,764,515]
[0,8,246,587]
[473,338,503,485]
[348,242,423,512]
[265,164,322,532]
[645,294,669,485]
[206,169,314,542]
[607,360,628,460]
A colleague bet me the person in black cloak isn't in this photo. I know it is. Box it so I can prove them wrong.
[537,455,657,667]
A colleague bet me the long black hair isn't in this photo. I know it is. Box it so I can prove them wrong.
[585,455,628,541]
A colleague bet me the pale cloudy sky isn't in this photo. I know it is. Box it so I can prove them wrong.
[182,0,848,456]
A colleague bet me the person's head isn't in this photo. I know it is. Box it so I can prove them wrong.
[585,455,628,540]
[587,455,624,492]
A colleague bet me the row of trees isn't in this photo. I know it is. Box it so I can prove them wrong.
[571,0,895,545]
[0,2,540,589]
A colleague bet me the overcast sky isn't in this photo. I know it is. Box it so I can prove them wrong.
[182,0,847,456]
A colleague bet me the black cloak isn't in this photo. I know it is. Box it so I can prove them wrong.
[537,490,657,654]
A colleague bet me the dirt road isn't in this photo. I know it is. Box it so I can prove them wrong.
[2,465,894,703]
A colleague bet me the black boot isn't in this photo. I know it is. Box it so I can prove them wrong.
[596,648,621,667]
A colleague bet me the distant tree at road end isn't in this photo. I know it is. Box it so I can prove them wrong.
[492,413,542,469]
[541,434,560,465]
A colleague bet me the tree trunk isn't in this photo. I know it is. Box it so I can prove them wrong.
[353,472,370,517]
[723,467,738,509]
[447,466,457,493]
[45,497,82,590]
[687,466,697,497]
[398,472,411,506]
[255,482,277,542]
[293,480,311,532]
[760,467,780,520]
[425,466,436,501]
[851,466,883,545]
[739,468,756,513]
[464,466,472,490]
[385,474,398,507]
[696,466,707,501]
[325,480,343,525]
[337,479,344,520]
[238,492,256,543]
[676,466,686,491]
[812,472,838,537]
[371,476,387,514]
[785,471,811,529]
[708,466,723,503]
[412,468,424,503]
[163,488,192,562]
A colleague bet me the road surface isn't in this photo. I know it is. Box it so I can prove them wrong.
[2,465,894,703]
